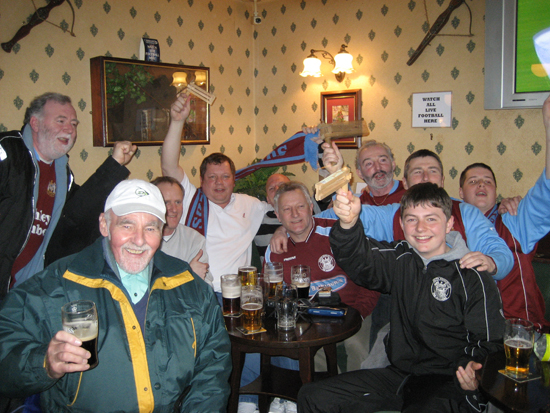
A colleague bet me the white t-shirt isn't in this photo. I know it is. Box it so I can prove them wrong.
[180,174,269,291]
[161,224,214,287]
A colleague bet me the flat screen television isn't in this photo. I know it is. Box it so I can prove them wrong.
[484,0,550,109]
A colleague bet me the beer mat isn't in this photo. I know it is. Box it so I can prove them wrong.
[237,326,266,335]
[223,313,242,318]
[498,370,541,383]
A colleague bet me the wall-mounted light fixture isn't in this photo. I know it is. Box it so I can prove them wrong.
[300,44,355,82]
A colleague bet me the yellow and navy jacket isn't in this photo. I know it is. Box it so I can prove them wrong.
[0,237,231,413]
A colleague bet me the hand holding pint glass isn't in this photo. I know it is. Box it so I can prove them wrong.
[221,274,241,317]
[61,300,99,369]
[241,285,263,333]
[504,318,534,379]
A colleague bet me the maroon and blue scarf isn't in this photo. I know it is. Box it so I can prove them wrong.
[185,131,319,236]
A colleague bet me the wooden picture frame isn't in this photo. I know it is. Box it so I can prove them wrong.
[320,89,362,149]
[90,56,210,147]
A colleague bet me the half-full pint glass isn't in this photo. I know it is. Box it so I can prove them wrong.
[241,285,263,332]
[504,318,534,378]
[291,265,311,299]
[276,284,298,330]
[221,274,241,317]
[61,300,99,369]
[264,262,283,299]
[238,266,258,287]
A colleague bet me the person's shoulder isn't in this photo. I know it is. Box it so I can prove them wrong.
[178,224,206,240]
[0,131,26,154]
[313,216,337,228]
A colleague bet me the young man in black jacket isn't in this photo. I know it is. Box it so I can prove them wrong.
[298,182,505,413]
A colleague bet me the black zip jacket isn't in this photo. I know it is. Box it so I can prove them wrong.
[329,219,505,378]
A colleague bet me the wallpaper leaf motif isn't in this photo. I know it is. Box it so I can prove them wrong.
[220,145,225,153]
[322,38,328,48]
[291,63,296,73]
[435,142,443,154]
[394,26,402,37]
[188,39,194,50]
[62,72,71,85]
[167,36,173,47]
[117,29,125,41]
[451,67,459,80]
[345,34,351,44]
[209,43,215,53]
[368,30,375,41]
[13,97,23,110]
[237,106,242,115]
[191,166,197,177]
[263,125,269,134]
[514,115,525,129]
[246,126,251,135]
[408,1,416,12]
[218,24,224,34]
[282,124,287,134]
[368,120,375,131]
[394,119,402,131]
[356,10,363,20]
[147,170,153,181]
[281,44,287,54]
[154,12,161,23]
[45,44,54,57]
[466,40,476,53]
[422,21,430,33]
[254,106,259,115]
[228,46,233,56]
[322,80,328,90]
[407,142,415,154]
[301,82,307,92]
[282,84,287,94]
[449,167,458,179]
[300,1,306,11]
[80,149,88,162]
[532,142,542,156]
[311,19,317,29]
[103,2,111,14]
[356,54,363,65]
[369,75,376,86]
[466,92,475,104]
[381,5,388,16]
[451,16,460,29]
[29,70,39,83]
[381,97,388,108]
[497,142,506,155]
[76,48,85,61]
[78,99,86,112]
[12,43,21,54]
[481,116,491,130]
[281,5,286,14]
[199,20,204,30]
[228,86,234,95]
[238,144,243,154]
[291,103,297,113]
[381,51,388,62]
[394,73,402,84]
[421,70,430,82]
[465,142,474,155]
[129,7,137,18]
[219,64,223,74]
[436,44,444,56]
[291,23,296,33]
[273,105,278,114]
[452,117,459,130]
[513,169,523,182]
[263,86,268,96]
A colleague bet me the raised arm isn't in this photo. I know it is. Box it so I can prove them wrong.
[321,141,344,174]
[161,94,191,182]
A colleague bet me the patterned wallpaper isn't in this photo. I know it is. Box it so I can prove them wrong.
[0,0,547,200]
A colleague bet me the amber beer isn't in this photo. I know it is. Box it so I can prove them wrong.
[505,338,533,378]
[238,266,258,286]
[267,277,283,298]
[241,302,263,332]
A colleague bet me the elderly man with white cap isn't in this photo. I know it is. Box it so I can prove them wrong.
[0,179,231,413]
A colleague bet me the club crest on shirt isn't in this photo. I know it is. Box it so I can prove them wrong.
[318,254,336,272]
[47,180,56,197]
[431,277,451,301]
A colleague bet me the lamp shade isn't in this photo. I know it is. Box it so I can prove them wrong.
[300,56,322,77]
[171,72,188,88]
[332,51,354,74]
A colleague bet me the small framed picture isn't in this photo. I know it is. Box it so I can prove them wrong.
[320,89,362,149]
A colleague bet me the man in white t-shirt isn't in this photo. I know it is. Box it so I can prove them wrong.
[151,176,213,287]
[161,94,270,294]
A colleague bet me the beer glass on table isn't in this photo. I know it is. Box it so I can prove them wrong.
[221,274,241,317]
[238,266,258,287]
[275,284,299,330]
[241,285,263,333]
[264,262,283,299]
[61,300,99,369]
[290,265,311,299]
[504,318,535,379]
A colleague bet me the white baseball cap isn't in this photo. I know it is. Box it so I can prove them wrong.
[105,179,166,223]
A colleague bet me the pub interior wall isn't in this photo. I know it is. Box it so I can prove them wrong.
[0,0,546,200]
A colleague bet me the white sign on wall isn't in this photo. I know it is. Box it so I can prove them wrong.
[412,91,452,128]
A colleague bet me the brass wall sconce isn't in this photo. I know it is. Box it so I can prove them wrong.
[300,44,355,82]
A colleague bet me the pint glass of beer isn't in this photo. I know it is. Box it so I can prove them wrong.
[275,284,298,330]
[221,274,241,317]
[264,262,283,299]
[238,266,258,287]
[290,265,311,299]
[504,318,534,378]
[241,285,263,332]
[61,300,99,369]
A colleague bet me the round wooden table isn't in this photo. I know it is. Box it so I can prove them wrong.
[225,307,362,413]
